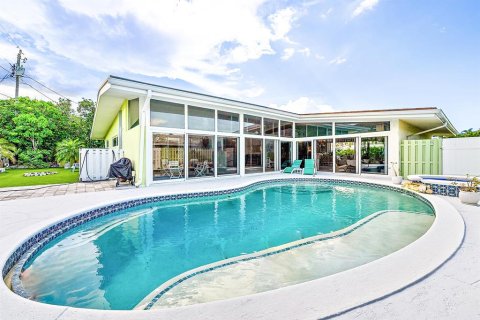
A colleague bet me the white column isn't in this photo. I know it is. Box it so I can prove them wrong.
[239,114,245,176]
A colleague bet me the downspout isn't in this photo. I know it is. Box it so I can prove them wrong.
[135,89,152,187]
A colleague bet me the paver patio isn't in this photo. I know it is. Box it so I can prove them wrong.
[0,180,117,201]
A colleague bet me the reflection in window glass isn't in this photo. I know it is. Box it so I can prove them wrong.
[316,139,333,172]
[280,141,292,169]
[150,99,185,128]
[265,139,276,171]
[264,118,279,136]
[280,121,293,138]
[335,138,356,173]
[152,134,185,180]
[295,123,332,137]
[128,98,139,129]
[245,138,263,174]
[188,106,215,131]
[217,137,238,175]
[187,135,214,178]
[218,111,240,133]
[244,114,262,135]
[361,137,387,174]
[335,122,390,135]
[297,141,312,167]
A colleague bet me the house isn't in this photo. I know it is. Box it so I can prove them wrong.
[91,76,457,186]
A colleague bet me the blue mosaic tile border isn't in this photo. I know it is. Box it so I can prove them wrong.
[424,183,480,197]
[142,209,435,310]
[3,178,434,302]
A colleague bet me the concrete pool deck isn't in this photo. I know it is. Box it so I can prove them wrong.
[0,173,474,319]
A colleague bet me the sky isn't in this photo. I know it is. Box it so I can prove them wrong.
[0,0,478,131]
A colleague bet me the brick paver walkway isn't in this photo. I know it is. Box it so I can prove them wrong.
[0,180,118,201]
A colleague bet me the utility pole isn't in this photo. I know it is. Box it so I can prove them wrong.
[13,48,26,98]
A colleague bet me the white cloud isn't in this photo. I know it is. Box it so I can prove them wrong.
[352,0,379,17]
[320,8,334,20]
[269,7,298,41]
[281,47,310,60]
[329,57,347,65]
[271,97,336,114]
[282,48,296,60]
[0,0,301,99]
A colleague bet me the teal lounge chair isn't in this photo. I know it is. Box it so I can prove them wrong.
[303,159,316,176]
[283,159,302,174]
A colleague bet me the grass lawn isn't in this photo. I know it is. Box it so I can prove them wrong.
[0,168,79,188]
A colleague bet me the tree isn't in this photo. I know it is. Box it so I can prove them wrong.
[456,128,480,137]
[75,98,104,148]
[55,139,85,164]
[0,138,16,166]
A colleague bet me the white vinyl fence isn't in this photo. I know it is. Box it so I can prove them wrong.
[442,137,480,176]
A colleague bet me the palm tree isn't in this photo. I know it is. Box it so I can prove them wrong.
[55,139,85,165]
[0,138,16,167]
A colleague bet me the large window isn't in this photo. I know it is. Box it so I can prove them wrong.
[335,122,390,135]
[316,139,333,172]
[361,137,387,174]
[280,141,292,169]
[265,139,276,172]
[188,106,215,131]
[217,111,240,133]
[244,114,262,135]
[296,123,332,138]
[152,134,185,180]
[188,135,214,178]
[128,98,139,129]
[217,137,238,175]
[335,138,356,173]
[245,138,263,174]
[297,141,312,166]
[264,118,279,136]
[280,121,293,138]
[150,99,185,128]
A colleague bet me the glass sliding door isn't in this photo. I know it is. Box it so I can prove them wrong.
[265,139,276,172]
[245,138,263,174]
[316,139,333,172]
[217,137,239,175]
[335,138,357,173]
[280,141,292,170]
[361,137,387,174]
[187,135,214,178]
[297,141,312,167]
[152,134,185,180]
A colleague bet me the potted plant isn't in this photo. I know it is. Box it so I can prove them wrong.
[390,161,403,184]
[458,175,480,205]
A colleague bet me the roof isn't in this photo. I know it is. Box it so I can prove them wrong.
[91,75,458,139]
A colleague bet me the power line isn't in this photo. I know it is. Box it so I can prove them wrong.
[24,75,77,104]
[0,91,13,99]
[21,79,56,102]
[0,64,12,74]
[0,73,11,84]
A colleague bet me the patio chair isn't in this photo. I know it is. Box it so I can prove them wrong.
[303,159,316,176]
[283,159,302,174]
[167,160,183,179]
[194,160,209,177]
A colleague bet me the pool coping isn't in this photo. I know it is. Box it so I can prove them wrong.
[0,174,465,320]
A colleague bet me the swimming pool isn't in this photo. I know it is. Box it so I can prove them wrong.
[12,180,434,310]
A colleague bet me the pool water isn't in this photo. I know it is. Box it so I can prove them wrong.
[21,181,434,310]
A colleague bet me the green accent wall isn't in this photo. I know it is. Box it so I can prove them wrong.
[103,100,142,182]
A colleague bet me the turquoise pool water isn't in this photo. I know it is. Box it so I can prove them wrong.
[21,181,434,310]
